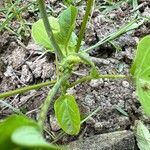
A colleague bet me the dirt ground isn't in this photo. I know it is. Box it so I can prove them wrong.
[0,0,150,148]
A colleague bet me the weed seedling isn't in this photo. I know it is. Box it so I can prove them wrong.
[0,0,150,149]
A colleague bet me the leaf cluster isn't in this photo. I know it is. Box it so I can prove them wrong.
[0,115,62,150]
[32,6,78,57]
[31,4,98,137]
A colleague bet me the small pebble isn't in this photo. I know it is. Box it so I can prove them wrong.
[122,81,130,88]
[86,117,96,125]
[49,115,60,132]
[84,95,95,107]
[50,0,57,4]
[21,65,33,83]
[89,79,104,88]
[94,122,103,132]
[67,87,76,95]
[132,91,137,99]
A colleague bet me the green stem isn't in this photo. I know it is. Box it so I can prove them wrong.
[69,74,130,88]
[0,80,56,99]
[38,70,71,130]
[81,106,100,124]
[0,81,56,98]
[75,0,94,52]
[37,0,64,60]
[0,100,23,115]
[132,0,140,17]
[83,19,139,52]
[0,74,131,99]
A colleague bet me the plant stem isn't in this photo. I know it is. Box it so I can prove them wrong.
[38,70,71,130]
[69,74,130,88]
[75,0,94,52]
[0,80,56,99]
[0,100,23,115]
[81,106,100,124]
[37,0,64,61]
[132,0,140,17]
[0,73,131,99]
[0,74,131,99]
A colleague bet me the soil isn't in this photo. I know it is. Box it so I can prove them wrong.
[0,0,150,149]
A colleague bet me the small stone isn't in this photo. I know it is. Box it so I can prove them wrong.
[26,41,42,52]
[26,57,55,79]
[109,58,118,64]
[142,6,150,17]
[132,91,137,99]
[9,47,27,69]
[86,117,96,125]
[109,13,116,19]
[49,115,60,132]
[20,65,33,83]
[104,81,109,87]
[4,66,14,77]
[118,116,130,129]
[42,63,54,79]
[91,57,110,66]
[84,95,95,107]
[94,121,110,132]
[68,130,135,150]
[94,122,103,131]
[67,87,76,95]
[92,9,100,17]
[89,80,99,88]
[94,14,107,25]
[89,79,103,88]
[122,81,130,88]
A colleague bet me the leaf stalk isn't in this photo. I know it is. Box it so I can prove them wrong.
[38,70,71,130]
[37,0,64,60]
[75,0,94,52]
[69,74,131,88]
[0,80,55,99]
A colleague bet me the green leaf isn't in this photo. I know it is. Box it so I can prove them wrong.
[11,126,61,150]
[0,115,37,149]
[31,7,78,55]
[63,0,81,5]
[115,105,128,117]
[131,35,150,75]
[32,16,60,51]
[136,121,150,150]
[67,32,78,53]
[54,95,80,135]
[63,0,73,5]
[56,6,78,53]
[131,35,150,117]
[123,19,144,34]
[90,67,99,79]
[136,78,150,116]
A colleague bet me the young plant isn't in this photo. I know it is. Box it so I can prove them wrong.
[0,0,150,149]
